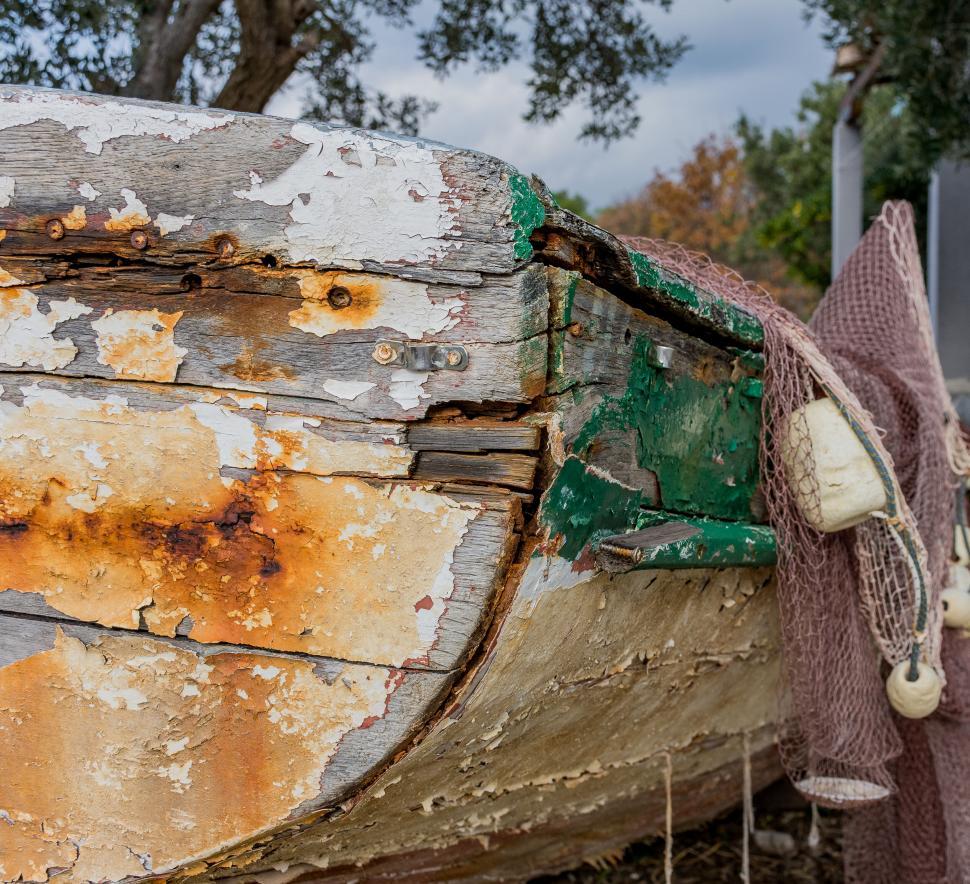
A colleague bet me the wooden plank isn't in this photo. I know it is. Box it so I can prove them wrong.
[412,451,538,490]
[595,516,777,573]
[0,613,451,880]
[0,86,544,278]
[191,560,780,882]
[0,258,548,421]
[547,268,765,523]
[0,376,521,670]
[406,420,541,452]
[533,187,764,349]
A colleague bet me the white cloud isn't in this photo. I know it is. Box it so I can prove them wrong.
[267,0,831,210]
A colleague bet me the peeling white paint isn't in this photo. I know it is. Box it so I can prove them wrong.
[0,175,13,207]
[0,91,233,155]
[0,290,92,370]
[91,307,187,381]
[105,188,150,231]
[66,483,113,513]
[388,370,430,411]
[234,122,459,266]
[0,266,25,287]
[155,212,195,236]
[517,555,599,609]
[77,181,101,201]
[290,273,463,339]
[322,379,376,401]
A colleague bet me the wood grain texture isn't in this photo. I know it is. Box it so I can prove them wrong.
[412,451,538,490]
[546,267,765,523]
[0,86,783,884]
[0,86,533,277]
[532,184,764,349]
[0,255,548,421]
[179,559,780,882]
[0,613,451,881]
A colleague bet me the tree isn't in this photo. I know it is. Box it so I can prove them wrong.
[0,0,689,139]
[597,135,818,316]
[738,79,929,290]
[551,190,592,221]
[805,0,970,163]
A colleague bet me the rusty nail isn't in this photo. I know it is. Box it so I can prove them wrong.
[373,342,397,365]
[130,229,148,250]
[327,286,353,310]
[46,219,65,240]
[446,349,463,367]
[216,237,234,259]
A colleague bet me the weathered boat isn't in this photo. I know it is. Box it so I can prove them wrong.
[0,86,781,883]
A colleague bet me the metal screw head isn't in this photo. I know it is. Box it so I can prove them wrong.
[216,237,235,259]
[373,342,397,365]
[130,229,148,250]
[648,344,675,370]
[327,286,353,310]
[445,349,463,367]
[46,219,65,240]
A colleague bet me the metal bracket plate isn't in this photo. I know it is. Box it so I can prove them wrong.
[372,341,468,371]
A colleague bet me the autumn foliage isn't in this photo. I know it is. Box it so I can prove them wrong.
[597,135,820,317]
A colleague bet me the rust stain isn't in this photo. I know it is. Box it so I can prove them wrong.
[691,356,720,386]
[61,205,87,231]
[290,272,384,333]
[289,271,462,340]
[228,342,297,382]
[103,189,151,232]
[0,290,92,370]
[91,307,188,382]
[0,629,397,882]
[0,387,461,667]
[0,265,24,287]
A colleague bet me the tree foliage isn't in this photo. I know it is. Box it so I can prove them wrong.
[0,0,688,138]
[805,0,970,162]
[597,135,819,316]
[738,80,929,290]
[551,190,592,221]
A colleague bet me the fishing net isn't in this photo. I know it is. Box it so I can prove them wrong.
[623,201,970,882]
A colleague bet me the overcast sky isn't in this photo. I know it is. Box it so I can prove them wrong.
[268,0,832,211]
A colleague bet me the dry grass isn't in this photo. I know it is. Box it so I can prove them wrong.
[535,794,844,883]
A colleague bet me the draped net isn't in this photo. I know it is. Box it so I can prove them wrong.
[623,202,970,882]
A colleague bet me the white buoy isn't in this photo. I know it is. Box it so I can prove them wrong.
[782,398,888,533]
[948,563,970,591]
[942,587,970,628]
[885,660,942,719]
[956,525,970,566]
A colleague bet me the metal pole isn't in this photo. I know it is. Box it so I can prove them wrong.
[832,115,863,279]
[927,166,941,339]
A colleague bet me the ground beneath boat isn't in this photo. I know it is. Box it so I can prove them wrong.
[538,785,843,883]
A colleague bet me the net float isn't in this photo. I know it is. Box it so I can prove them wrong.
[886,660,943,718]
[781,397,888,533]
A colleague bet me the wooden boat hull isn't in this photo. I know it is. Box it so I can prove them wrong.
[0,86,780,883]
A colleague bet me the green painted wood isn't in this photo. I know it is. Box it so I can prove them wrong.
[570,332,763,523]
[531,184,765,349]
[539,456,775,569]
[596,512,777,571]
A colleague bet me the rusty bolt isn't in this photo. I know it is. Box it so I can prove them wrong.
[46,219,65,240]
[327,286,353,310]
[216,237,235,259]
[445,349,463,367]
[566,321,583,337]
[130,229,148,250]
[373,342,397,365]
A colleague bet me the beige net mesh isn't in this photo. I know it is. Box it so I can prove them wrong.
[623,201,970,880]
